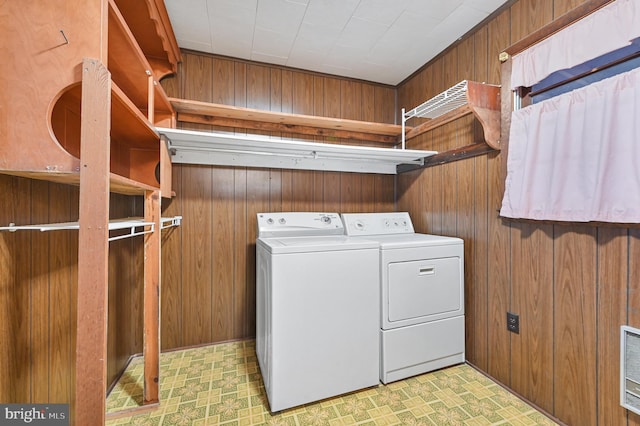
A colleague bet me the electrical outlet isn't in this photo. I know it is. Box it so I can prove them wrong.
[507,312,520,334]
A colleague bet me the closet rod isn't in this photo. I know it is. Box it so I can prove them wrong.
[528,49,640,97]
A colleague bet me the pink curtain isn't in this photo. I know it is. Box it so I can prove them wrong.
[510,0,640,89]
[500,67,640,223]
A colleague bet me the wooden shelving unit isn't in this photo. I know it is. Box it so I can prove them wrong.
[108,0,174,127]
[2,0,181,424]
[3,0,177,197]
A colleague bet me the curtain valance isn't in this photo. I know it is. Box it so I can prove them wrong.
[510,0,640,89]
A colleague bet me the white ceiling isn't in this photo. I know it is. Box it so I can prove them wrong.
[164,0,510,85]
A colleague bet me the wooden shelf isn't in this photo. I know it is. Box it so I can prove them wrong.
[3,170,159,196]
[170,98,406,145]
[111,83,161,188]
[2,0,172,195]
[108,0,152,110]
[109,172,159,195]
[108,0,174,193]
[113,0,181,80]
[112,84,159,149]
[50,82,161,191]
[108,0,173,126]
[5,0,179,420]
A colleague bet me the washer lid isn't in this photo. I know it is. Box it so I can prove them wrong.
[257,235,379,254]
[365,233,463,249]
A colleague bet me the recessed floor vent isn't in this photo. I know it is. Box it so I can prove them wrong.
[621,325,640,415]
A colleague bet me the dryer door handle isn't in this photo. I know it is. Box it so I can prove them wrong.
[419,266,435,276]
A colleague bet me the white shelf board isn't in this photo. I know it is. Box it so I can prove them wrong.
[157,127,436,174]
[401,80,470,148]
[404,80,469,120]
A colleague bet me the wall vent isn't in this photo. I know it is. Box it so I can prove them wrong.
[621,325,640,415]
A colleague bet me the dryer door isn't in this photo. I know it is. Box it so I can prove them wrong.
[387,257,462,322]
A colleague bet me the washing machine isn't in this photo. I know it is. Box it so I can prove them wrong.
[255,212,380,412]
[341,212,465,384]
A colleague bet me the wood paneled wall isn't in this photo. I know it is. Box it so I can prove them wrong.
[0,175,143,403]
[158,53,396,349]
[397,1,640,425]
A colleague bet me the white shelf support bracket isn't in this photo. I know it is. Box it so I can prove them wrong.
[401,107,406,150]
[107,223,155,242]
[161,215,182,229]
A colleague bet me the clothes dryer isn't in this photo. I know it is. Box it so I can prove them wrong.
[256,212,380,412]
[342,212,465,384]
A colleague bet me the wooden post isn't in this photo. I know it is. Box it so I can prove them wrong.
[466,81,501,150]
[159,136,172,197]
[75,58,111,425]
[143,189,161,404]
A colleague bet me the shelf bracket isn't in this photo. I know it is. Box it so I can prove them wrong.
[107,223,155,242]
[161,215,182,229]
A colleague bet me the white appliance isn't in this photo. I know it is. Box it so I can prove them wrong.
[341,212,465,384]
[255,212,380,412]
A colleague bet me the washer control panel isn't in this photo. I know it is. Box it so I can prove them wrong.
[341,212,415,236]
[257,212,343,238]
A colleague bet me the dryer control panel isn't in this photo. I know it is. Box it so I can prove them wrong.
[257,212,343,238]
[342,212,415,236]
